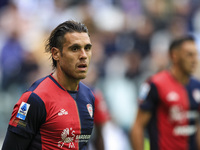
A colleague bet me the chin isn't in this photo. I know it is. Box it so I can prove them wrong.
[186,71,194,76]
[77,74,87,80]
[80,77,86,80]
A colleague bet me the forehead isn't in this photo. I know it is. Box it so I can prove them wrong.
[180,41,197,52]
[64,32,91,46]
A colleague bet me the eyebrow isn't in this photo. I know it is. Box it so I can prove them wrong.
[68,44,80,49]
[68,43,92,49]
[85,44,92,48]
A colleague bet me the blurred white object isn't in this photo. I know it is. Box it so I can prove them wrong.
[93,6,125,32]
[102,121,131,150]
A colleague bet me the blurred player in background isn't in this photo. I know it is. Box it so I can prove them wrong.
[2,20,95,150]
[131,35,200,150]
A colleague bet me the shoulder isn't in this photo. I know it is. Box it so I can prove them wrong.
[26,75,59,99]
[79,82,93,93]
[189,76,200,87]
[26,75,49,92]
[79,82,95,99]
[21,75,54,105]
[17,90,45,109]
[150,70,169,83]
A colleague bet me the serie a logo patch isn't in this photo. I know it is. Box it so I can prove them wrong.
[16,102,30,120]
[139,83,150,101]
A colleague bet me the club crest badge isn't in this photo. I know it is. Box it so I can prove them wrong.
[87,104,93,118]
[16,102,30,120]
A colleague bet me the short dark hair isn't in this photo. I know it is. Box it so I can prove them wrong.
[45,20,89,68]
[169,35,195,54]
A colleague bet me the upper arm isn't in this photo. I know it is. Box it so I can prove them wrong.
[139,81,159,111]
[196,119,200,150]
[134,80,159,128]
[7,92,46,140]
[134,109,152,129]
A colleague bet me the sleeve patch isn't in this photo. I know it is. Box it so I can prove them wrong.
[139,83,150,101]
[16,102,30,120]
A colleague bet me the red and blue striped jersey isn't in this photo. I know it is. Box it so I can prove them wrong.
[139,70,200,150]
[8,74,95,150]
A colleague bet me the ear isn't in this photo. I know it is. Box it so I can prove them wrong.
[170,50,179,64]
[51,47,60,61]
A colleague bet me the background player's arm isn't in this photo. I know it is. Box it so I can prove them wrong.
[131,81,157,150]
[131,109,152,150]
[196,122,200,150]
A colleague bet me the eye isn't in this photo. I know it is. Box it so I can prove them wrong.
[85,45,92,51]
[71,46,79,52]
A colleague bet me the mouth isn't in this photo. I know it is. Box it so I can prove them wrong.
[77,63,87,71]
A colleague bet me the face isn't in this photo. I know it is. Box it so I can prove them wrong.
[55,32,92,80]
[173,41,198,76]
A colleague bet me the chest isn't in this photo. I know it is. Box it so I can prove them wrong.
[39,92,94,149]
[156,82,200,124]
[157,82,200,110]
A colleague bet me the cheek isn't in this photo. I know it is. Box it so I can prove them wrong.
[88,52,92,62]
[60,56,75,69]
[181,58,193,70]
[176,57,186,68]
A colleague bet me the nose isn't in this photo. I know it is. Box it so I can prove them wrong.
[79,49,87,59]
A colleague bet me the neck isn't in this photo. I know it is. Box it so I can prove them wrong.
[169,66,190,85]
[52,70,79,91]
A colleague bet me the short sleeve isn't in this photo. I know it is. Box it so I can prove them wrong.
[8,91,46,138]
[138,81,159,111]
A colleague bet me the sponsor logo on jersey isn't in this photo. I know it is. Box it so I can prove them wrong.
[167,91,179,102]
[12,118,27,128]
[58,128,75,148]
[58,127,91,148]
[87,104,93,118]
[58,109,68,116]
[173,125,197,136]
[139,83,150,101]
[16,102,30,120]
[169,105,187,123]
[193,89,200,103]
[169,105,198,123]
